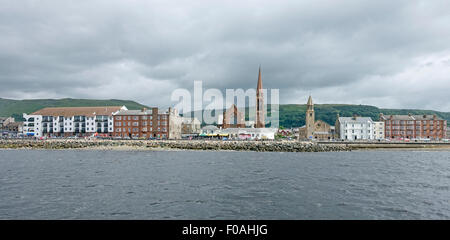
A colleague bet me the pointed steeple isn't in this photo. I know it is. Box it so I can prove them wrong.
[257,65,262,90]
[307,95,313,106]
[256,65,264,128]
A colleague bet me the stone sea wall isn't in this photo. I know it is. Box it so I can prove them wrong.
[0,139,349,152]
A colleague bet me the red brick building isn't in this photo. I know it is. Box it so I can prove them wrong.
[380,113,447,140]
[113,107,181,139]
[221,104,245,129]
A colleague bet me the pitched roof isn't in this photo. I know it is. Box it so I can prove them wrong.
[339,117,373,123]
[115,109,153,116]
[380,114,443,121]
[31,106,124,117]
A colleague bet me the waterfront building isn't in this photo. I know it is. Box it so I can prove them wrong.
[335,115,375,140]
[373,121,385,140]
[380,113,447,140]
[22,106,126,137]
[278,128,294,137]
[181,117,201,134]
[112,107,182,139]
[256,66,265,128]
[201,125,219,135]
[298,96,335,140]
[221,128,277,140]
[0,117,14,129]
[2,122,23,137]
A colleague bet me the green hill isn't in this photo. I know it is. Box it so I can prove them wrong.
[279,104,450,128]
[2,98,449,127]
[185,104,450,128]
[0,98,149,121]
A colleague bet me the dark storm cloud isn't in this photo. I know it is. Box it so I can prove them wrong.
[0,0,449,111]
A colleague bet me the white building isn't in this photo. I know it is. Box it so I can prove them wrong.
[373,121,385,140]
[336,116,374,140]
[22,106,126,137]
[221,128,277,140]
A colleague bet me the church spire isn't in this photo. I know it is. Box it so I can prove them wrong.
[256,66,264,128]
[257,65,262,90]
[307,95,313,111]
[307,95,313,106]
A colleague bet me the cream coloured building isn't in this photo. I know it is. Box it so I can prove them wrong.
[373,121,385,140]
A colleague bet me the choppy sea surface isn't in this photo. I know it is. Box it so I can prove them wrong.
[0,149,449,219]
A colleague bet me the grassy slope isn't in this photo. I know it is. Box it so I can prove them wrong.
[2,97,449,127]
[0,98,149,121]
[281,104,450,128]
[185,104,450,128]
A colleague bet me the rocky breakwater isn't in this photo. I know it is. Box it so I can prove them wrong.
[0,139,350,152]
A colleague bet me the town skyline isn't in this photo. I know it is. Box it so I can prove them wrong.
[1,1,450,112]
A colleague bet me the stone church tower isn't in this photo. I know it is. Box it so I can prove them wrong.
[305,95,315,139]
[256,66,265,128]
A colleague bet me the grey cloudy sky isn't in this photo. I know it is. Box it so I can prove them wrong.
[1,0,450,111]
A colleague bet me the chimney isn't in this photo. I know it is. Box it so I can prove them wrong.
[142,108,147,112]
[423,115,427,118]
[408,113,412,116]
[352,114,357,120]
[433,114,437,120]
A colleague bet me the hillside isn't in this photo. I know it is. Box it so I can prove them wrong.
[279,104,450,128]
[2,98,449,127]
[0,98,149,121]
[184,104,450,128]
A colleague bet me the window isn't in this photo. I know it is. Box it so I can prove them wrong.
[133,116,138,120]
[115,122,122,126]
[132,122,139,126]
[142,116,147,120]
[115,116,121,120]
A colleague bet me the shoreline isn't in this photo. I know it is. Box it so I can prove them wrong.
[1,139,449,152]
[0,139,348,152]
